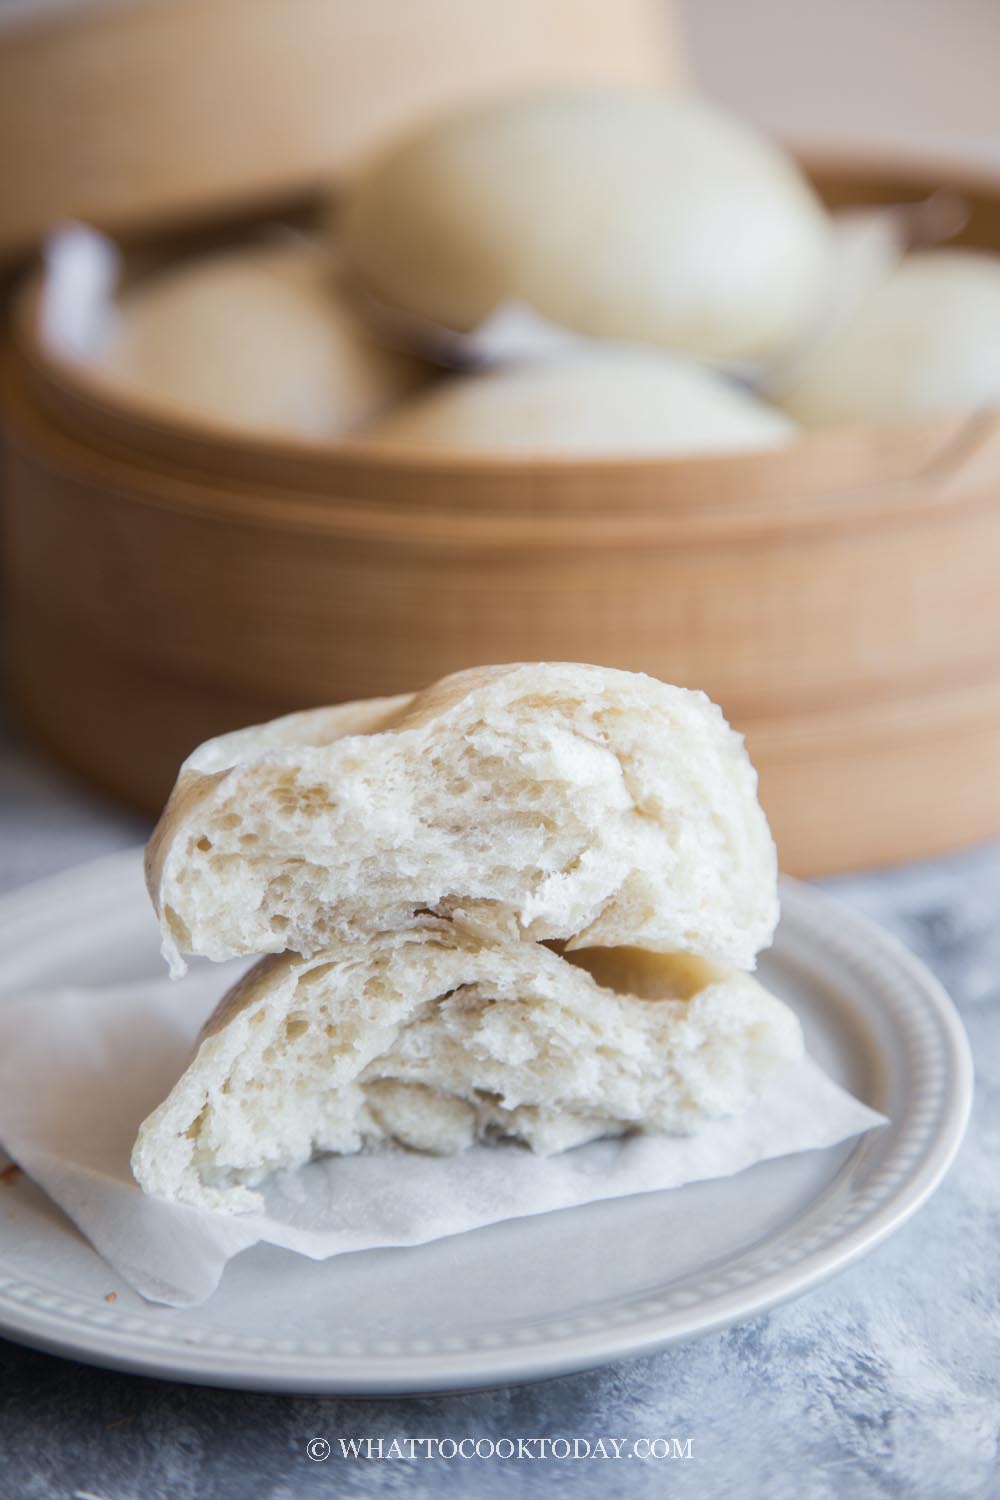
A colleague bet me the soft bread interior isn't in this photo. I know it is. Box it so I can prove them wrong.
[147,663,778,978]
[131,930,802,1213]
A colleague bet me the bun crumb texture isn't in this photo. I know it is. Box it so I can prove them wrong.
[134,662,799,1212]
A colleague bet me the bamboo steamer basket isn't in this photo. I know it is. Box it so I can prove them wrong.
[0,0,678,263]
[5,154,1000,876]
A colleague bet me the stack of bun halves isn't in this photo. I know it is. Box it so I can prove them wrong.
[133,663,804,1214]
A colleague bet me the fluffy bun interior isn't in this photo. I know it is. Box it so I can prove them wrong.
[131,927,803,1213]
[147,663,778,979]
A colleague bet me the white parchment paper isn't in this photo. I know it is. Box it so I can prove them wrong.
[0,968,886,1307]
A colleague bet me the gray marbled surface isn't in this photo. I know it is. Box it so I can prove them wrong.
[0,717,997,1500]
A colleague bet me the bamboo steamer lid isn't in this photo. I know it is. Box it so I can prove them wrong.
[0,0,681,260]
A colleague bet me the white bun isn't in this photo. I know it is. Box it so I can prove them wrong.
[98,239,423,439]
[363,347,796,456]
[131,929,802,1213]
[342,90,833,362]
[774,250,1000,427]
[147,663,778,977]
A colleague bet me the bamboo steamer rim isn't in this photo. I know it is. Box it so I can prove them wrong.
[8,150,1000,548]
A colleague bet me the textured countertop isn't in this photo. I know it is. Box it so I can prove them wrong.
[0,717,997,1500]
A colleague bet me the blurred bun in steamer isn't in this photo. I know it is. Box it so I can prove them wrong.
[96,240,424,439]
[773,250,1000,427]
[342,89,835,363]
[364,347,796,457]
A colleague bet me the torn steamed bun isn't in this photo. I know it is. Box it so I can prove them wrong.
[131,923,803,1213]
[146,663,778,979]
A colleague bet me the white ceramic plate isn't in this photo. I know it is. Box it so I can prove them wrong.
[0,850,971,1394]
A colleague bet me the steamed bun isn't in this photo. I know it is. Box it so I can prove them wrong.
[342,89,834,363]
[98,239,423,439]
[135,660,796,1214]
[362,347,795,456]
[132,933,801,1213]
[146,662,779,978]
[774,250,1000,427]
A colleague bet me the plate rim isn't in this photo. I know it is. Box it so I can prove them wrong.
[0,848,974,1394]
